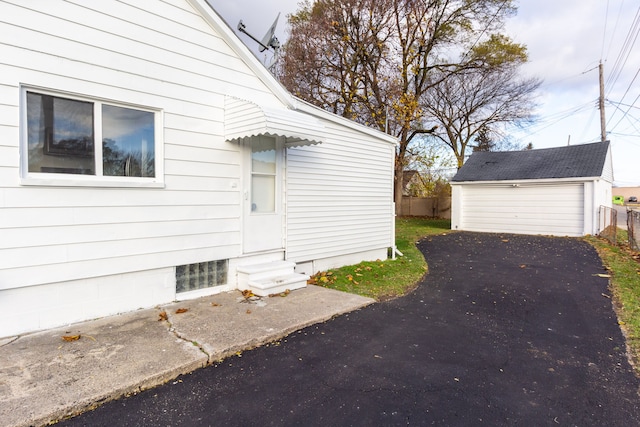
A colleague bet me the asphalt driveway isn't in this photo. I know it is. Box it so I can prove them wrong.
[61,232,640,426]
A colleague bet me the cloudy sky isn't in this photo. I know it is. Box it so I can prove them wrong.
[210,0,640,187]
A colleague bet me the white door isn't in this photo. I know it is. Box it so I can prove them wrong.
[243,135,284,253]
[460,183,584,236]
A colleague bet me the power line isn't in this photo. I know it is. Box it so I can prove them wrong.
[604,4,640,96]
[602,0,626,63]
[507,101,597,145]
[609,67,640,131]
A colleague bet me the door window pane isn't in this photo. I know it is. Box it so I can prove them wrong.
[102,105,155,177]
[27,92,95,174]
[251,136,276,213]
[251,136,276,173]
[251,175,275,212]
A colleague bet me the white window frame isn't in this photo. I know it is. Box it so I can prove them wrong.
[20,86,164,188]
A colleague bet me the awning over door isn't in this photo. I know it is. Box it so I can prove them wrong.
[224,96,326,147]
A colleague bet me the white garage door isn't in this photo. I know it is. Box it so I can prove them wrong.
[460,183,584,236]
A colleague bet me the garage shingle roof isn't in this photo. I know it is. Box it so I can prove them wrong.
[452,141,610,182]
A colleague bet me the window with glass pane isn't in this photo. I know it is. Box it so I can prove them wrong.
[25,90,157,181]
[251,136,276,213]
[27,92,95,175]
[102,105,155,177]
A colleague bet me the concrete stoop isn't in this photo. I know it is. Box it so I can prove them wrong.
[237,260,309,296]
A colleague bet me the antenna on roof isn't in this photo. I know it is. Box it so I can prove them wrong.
[237,13,281,73]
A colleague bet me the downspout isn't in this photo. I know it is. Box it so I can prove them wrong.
[392,202,403,259]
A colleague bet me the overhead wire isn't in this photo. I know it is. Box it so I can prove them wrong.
[609,67,640,132]
[604,4,640,93]
[601,2,640,138]
[508,100,597,146]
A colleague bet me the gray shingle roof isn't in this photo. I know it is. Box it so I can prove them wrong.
[451,141,610,182]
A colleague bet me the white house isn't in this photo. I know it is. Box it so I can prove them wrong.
[0,0,397,338]
[450,142,613,237]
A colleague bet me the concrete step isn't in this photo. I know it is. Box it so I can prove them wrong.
[237,260,296,281]
[248,273,310,296]
[237,260,308,296]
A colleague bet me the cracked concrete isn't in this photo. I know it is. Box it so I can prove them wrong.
[0,285,373,427]
[160,309,211,360]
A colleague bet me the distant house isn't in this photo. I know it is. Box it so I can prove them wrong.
[0,0,397,337]
[402,170,423,196]
[450,142,613,236]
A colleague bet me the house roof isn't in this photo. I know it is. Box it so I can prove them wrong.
[452,141,610,182]
[188,0,397,146]
[403,170,419,186]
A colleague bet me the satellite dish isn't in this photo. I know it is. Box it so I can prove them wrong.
[259,13,280,52]
[237,13,281,72]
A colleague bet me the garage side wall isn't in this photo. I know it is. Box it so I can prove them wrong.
[591,179,613,234]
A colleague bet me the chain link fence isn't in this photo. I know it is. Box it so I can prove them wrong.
[598,205,618,244]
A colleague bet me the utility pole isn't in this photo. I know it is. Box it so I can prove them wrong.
[599,61,607,142]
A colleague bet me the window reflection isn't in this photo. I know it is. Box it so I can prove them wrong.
[27,92,95,174]
[102,105,155,177]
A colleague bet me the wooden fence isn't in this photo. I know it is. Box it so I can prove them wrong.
[400,197,451,218]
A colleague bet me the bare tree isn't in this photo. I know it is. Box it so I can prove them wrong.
[280,0,519,214]
[421,58,541,168]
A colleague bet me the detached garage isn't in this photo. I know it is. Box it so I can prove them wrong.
[451,142,613,237]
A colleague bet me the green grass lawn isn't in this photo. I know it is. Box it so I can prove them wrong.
[308,217,450,300]
[586,230,640,374]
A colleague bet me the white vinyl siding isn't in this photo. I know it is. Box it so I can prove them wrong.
[457,183,584,237]
[602,148,614,183]
[0,0,275,290]
[286,120,395,262]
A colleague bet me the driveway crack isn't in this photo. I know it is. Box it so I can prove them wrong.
[157,308,211,362]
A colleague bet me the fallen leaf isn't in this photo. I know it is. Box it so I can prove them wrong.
[269,289,290,297]
[246,309,252,314]
[241,289,255,298]
[501,239,509,243]
[519,264,526,269]
[175,308,189,314]
[158,311,168,321]
[211,302,221,307]
[62,335,81,342]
